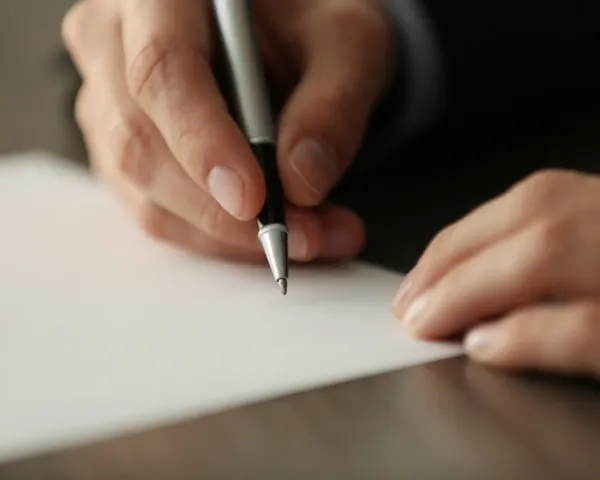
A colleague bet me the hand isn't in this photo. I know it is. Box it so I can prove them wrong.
[392,170,600,377]
[62,0,394,261]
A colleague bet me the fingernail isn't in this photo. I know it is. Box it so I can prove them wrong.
[207,166,244,217]
[402,293,429,331]
[290,138,338,197]
[322,225,357,257]
[287,222,309,260]
[393,273,413,309]
[465,324,500,357]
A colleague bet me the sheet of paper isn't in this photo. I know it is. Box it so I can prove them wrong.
[0,151,461,462]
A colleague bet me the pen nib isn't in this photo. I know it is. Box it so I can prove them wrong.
[278,278,287,295]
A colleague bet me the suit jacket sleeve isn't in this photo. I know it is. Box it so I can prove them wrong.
[349,0,443,175]
[421,0,600,123]
[349,1,600,175]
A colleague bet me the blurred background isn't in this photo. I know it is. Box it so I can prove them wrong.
[2,4,600,476]
[0,0,83,161]
[2,0,599,170]
[1,0,599,270]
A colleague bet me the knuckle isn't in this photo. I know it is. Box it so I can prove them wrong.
[137,201,171,240]
[533,216,571,256]
[314,84,365,135]
[325,3,387,43]
[109,115,156,186]
[196,200,230,237]
[126,36,181,101]
[521,216,571,279]
[193,199,255,245]
[323,2,392,78]
[175,111,220,157]
[74,85,91,131]
[319,4,388,94]
[516,169,571,211]
[61,0,89,50]
[565,304,600,363]
[413,223,457,278]
[427,223,456,258]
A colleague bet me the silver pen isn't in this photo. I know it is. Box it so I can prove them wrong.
[212,0,289,295]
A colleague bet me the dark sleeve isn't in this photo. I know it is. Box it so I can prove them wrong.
[420,1,600,126]
[348,1,600,178]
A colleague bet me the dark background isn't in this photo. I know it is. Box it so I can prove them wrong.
[3,1,600,477]
[3,0,599,273]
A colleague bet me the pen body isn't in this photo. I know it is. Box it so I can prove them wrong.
[251,143,286,227]
[212,0,286,228]
[212,0,274,143]
[213,0,288,287]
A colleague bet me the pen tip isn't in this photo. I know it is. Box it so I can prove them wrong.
[278,278,287,295]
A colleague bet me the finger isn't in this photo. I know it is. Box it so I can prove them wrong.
[119,0,265,221]
[315,204,367,259]
[84,0,366,263]
[79,17,320,262]
[398,170,589,311]
[82,97,270,263]
[81,103,265,262]
[104,171,269,262]
[396,214,600,338]
[81,17,270,251]
[277,2,393,206]
[83,55,356,264]
[82,86,273,262]
[82,28,351,264]
[464,300,600,378]
[97,150,323,263]
[92,103,322,261]
[61,0,116,78]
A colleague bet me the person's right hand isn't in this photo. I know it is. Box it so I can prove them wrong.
[62,0,394,262]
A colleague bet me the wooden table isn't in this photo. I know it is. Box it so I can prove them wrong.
[2,1,600,477]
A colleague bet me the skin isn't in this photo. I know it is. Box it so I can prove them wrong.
[64,0,600,379]
[62,0,394,263]
[393,169,600,378]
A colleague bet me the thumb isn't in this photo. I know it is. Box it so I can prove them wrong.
[276,5,393,207]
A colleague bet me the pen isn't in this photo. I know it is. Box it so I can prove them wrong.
[212,0,289,295]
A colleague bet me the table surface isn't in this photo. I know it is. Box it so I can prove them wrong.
[2,1,600,477]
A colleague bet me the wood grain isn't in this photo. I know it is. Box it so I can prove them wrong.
[3,358,600,478]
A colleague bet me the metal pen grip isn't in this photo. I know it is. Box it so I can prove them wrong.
[212,0,274,142]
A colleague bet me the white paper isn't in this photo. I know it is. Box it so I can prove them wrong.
[0,151,461,462]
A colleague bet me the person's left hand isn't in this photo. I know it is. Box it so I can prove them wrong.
[392,169,600,377]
